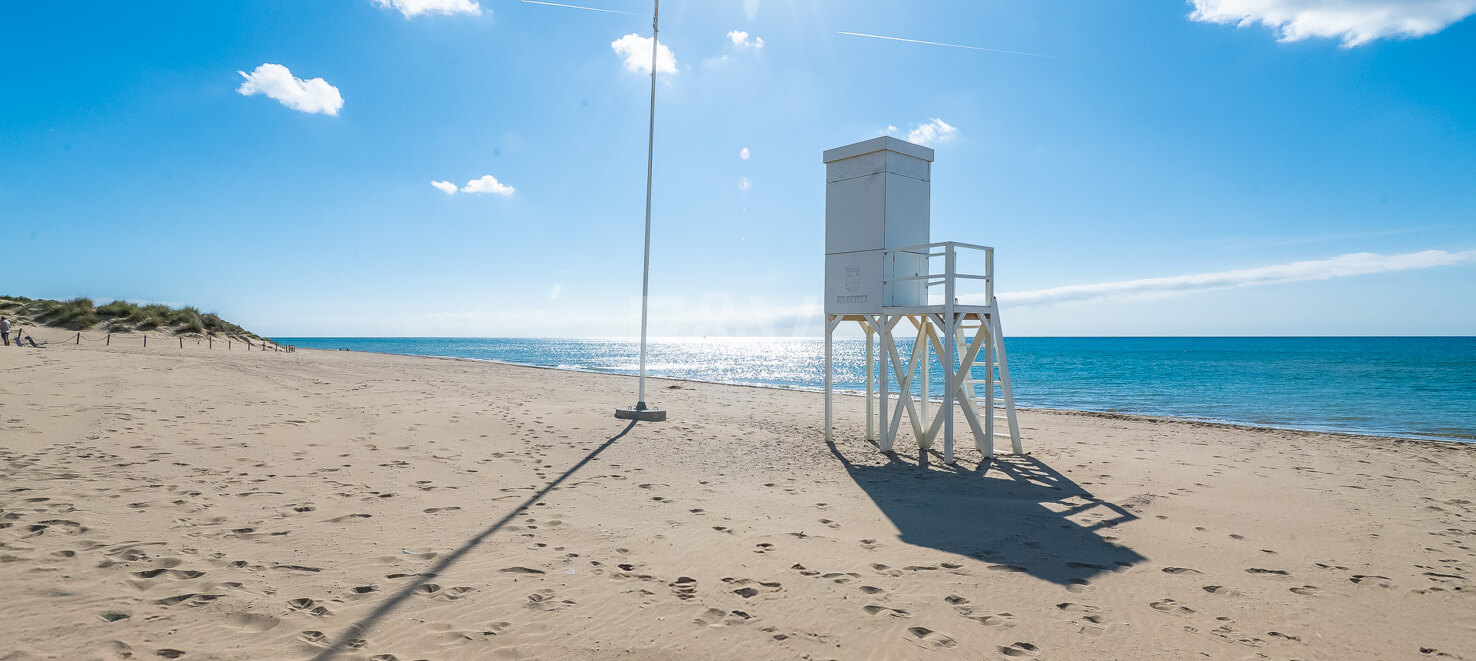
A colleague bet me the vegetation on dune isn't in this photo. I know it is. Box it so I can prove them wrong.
[0,295,262,339]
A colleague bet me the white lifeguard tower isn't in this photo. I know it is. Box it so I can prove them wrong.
[822,136,1023,463]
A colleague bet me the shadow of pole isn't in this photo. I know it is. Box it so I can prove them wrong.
[825,438,1145,586]
[311,419,639,661]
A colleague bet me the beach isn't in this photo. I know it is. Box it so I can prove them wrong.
[2,344,1473,660]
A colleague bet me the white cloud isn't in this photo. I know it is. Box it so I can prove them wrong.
[906,118,958,146]
[992,249,1476,307]
[1188,0,1476,47]
[611,33,678,74]
[432,175,515,196]
[236,64,344,116]
[739,147,751,160]
[727,30,765,48]
[372,0,481,18]
[460,174,515,196]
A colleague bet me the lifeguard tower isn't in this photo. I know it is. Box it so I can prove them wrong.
[822,136,1023,463]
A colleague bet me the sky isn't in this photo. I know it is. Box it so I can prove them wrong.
[2,0,1474,337]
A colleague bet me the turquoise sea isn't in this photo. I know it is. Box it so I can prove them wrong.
[274,337,1476,443]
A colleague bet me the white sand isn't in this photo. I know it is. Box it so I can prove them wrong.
[1,344,1472,660]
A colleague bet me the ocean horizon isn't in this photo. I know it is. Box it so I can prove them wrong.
[274,336,1476,444]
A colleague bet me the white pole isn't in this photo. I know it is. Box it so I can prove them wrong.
[634,0,659,410]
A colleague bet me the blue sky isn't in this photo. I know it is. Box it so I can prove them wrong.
[2,0,1473,337]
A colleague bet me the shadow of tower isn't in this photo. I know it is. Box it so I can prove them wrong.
[827,438,1146,586]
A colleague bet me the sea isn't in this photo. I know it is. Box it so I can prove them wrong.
[273,337,1476,443]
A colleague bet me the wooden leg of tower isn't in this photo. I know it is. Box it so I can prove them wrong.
[864,321,875,443]
[990,305,1023,454]
[942,313,956,465]
[982,321,995,458]
[882,317,926,450]
[951,326,989,458]
[918,320,929,426]
[873,314,885,448]
[912,323,930,447]
[824,315,836,444]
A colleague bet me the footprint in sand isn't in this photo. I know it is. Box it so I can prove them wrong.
[1162,567,1201,575]
[724,577,782,598]
[225,613,281,632]
[525,588,575,611]
[998,641,1040,657]
[326,513,373,523]
[694,607,752,627]
[820,571,862,583]
[670,576,697,600]
[905,626,958,649]
[1289,585,1319,595]
[433,586,476,600]
[954,599,1016,627]
[1350,574,1393,587]
[863,604,911,617]
[155,593,222,607]
[134,569,205,580]
[1057,602,1105,637]
[1149,598,1195,615]
[287,598,334,617]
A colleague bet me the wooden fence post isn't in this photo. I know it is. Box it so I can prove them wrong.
[76,332,80,345]
[107,334,111,346]
[143,335,147,348]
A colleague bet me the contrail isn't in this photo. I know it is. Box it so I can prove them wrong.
[838,31,1054,59]
[521,0,636,15]
[987,249,1476,307]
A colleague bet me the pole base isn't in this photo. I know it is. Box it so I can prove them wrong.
[615,404,666,422]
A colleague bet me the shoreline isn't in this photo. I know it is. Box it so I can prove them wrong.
[292,345,1474,447]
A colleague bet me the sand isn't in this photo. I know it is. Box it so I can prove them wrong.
[1,344,1472,660]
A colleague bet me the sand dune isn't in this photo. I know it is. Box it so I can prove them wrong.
[1,344,1473,660]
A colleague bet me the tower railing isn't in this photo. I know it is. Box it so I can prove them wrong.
[882,241,994,308]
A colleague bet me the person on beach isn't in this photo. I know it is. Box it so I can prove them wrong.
[1,316,10,346]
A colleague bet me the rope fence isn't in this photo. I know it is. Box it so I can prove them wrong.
[5,327,294,353]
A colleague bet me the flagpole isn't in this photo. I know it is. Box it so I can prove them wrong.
[617,0,666,422]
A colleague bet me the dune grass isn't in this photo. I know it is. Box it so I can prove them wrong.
[1,294,261,339]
